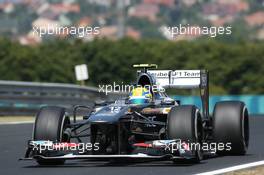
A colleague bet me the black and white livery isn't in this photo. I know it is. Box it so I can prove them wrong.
[21,64,249,165]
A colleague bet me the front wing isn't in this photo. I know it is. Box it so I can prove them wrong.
[20,140,198,162]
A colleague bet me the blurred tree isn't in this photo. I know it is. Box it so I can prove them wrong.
[0,37,264,94]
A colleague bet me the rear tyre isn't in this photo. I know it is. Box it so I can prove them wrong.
[33,106,70,165]
[167,105,203,163]
[213,101,249,155]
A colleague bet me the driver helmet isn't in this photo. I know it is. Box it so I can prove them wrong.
[128,87,152,105]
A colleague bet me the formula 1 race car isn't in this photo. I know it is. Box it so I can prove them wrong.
[21,64,249,165]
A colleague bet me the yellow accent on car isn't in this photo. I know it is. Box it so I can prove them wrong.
[162,108,171,114]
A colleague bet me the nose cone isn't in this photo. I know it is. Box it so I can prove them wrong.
[88,113,120,124]
[88,106,127,124]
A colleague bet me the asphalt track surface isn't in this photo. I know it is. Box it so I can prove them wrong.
[0,116,264,175]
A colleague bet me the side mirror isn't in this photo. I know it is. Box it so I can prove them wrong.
[125,97,130,104]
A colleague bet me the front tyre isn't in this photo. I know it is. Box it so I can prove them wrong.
[33,106,70,165]
[167,105,203,163]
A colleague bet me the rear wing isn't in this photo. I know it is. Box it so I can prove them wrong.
[133,64,209,118]
[148,69,209,118]
[147,70,207,89]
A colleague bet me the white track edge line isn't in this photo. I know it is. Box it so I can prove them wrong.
[196,160,264,175]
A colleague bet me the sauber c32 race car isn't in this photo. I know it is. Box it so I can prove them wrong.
[21,64,249,165]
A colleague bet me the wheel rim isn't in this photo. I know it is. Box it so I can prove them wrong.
[242,106,249,151]
[60,114,71,142]
[194,109,203,160]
